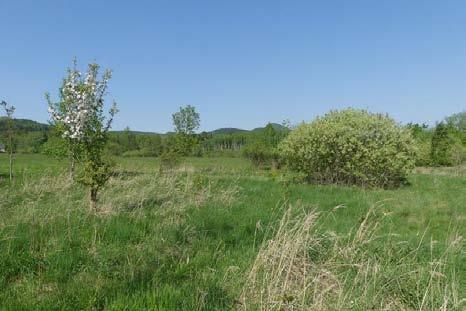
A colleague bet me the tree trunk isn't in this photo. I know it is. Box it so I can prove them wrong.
[89,188,98,211]
[69,151,75,180]
[8,134,12,181]
[8,150,12,181]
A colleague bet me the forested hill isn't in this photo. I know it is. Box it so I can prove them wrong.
[0,117,50,132]
[209,123,288,135]
[0,118,290,156]
[1,118,287,136]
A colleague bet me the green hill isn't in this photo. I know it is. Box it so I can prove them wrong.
[251,123,288,133]
[0,118,50,132]
[208,128,247,135]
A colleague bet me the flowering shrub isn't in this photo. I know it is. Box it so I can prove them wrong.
[279,109,416,188]
[47,61,117,209]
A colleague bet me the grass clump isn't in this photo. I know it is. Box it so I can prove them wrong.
[239,203,464,310]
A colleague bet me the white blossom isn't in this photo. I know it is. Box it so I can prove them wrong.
[47,62,116,141]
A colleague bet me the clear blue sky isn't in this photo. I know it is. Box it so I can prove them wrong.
[1,0,465,132]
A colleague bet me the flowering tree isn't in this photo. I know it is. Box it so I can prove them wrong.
[46,60,82,177]
[1,100,15,181]
[47,61,118,210]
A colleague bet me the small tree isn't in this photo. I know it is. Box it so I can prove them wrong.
[431,122,455,166]
[1,100,15,181]
[445,111,466,133]
[46,60,84,178]
[48,61,117,210]
[172,105,200,134]
[121,126,138,152]
[445,111,466,146]
[172,105,200,155]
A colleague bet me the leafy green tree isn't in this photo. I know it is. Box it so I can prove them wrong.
[18,132,47,153]
[445,111,466,146]
[445,111,466,133]
[171,105,200,156]
[407,123,432,166]
[1,100,15,180]
[431,122,456,166]
[137,135,162,156]
[121,126,138,151]
[172,105,200,134]
[41,135,69,158]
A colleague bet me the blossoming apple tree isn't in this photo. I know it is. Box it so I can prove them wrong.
[47,60,118,210]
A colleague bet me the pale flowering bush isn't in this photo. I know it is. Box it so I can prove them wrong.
[279,109,417,188]
[46,60,118,209]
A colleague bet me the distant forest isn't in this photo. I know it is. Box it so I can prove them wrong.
[0,117,289,157]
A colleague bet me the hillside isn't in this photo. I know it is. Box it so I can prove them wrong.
[0,117,50,132]
[1,118,286,135]
[208,127,247,135]
[252,122,288,132]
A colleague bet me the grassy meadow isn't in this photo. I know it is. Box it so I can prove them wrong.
[0,154,465,310]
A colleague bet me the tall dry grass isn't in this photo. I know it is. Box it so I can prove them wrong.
[239,203,464,310]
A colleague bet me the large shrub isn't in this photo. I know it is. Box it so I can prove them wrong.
[279,109,416,188]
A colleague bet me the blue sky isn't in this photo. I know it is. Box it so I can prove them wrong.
[1,0,465,132]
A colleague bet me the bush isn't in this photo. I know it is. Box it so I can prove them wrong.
[105,141,125,156]
[451,141,466,165]
[279,109,416,188]
[414,140,432,166]
[40,136,68,158]
[159,150,181,172]
[242,141,279,169]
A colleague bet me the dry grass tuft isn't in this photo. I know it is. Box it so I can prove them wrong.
[239,203,464,311]
[100,169,242,218]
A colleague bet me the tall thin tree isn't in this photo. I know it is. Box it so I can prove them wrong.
[1,100,15,181]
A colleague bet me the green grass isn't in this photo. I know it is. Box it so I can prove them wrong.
[0,154,465,310]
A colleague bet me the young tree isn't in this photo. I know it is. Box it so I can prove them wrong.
[171,105,200,155]
[121,126,138,152]
[46,60,84,178]
[445,111,466,145]
[172,105,200,135]
[431,122,455,166]
[1,100,15,181]
[445,111,466,133]
[48,61,118,210]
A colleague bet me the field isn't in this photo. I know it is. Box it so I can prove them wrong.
[0,154,465,310]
